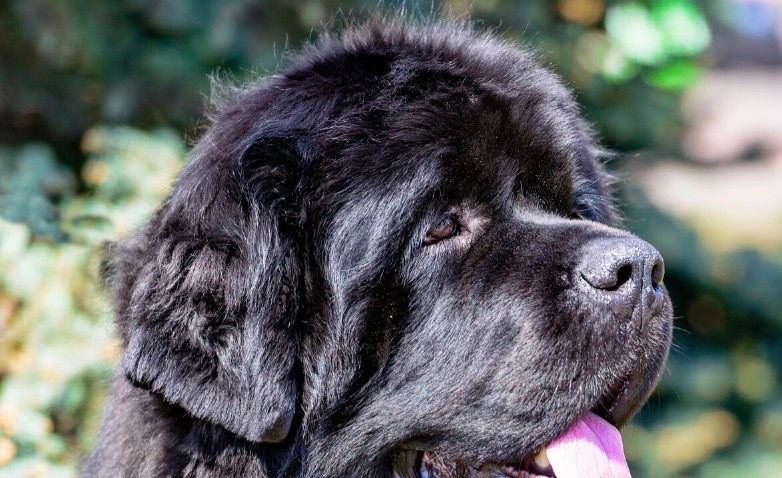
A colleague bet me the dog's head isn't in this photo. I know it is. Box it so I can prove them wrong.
[106,20,673,478]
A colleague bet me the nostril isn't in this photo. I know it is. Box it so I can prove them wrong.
[577,238,664,296]
[577,238,665,322]
[651,259,665,288]
[609,264,633,291]
[581,262,634,291]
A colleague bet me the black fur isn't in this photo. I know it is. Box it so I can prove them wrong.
[85,18,672,478]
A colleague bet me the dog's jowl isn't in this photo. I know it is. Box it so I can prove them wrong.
[85,19,673,478]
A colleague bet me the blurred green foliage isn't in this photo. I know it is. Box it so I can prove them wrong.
[0,127,183,477]
[1,1,781,477]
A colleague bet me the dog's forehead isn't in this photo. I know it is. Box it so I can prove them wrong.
[352,84,586,213]
[438,90,583,208]
[277,23,605,215]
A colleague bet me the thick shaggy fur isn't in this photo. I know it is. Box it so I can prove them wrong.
[84,19,672,478]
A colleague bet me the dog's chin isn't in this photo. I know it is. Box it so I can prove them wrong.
[391,343,669,478]
[390,406,596,478]
[392,448,557,478]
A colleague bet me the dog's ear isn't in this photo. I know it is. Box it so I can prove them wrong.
[105,128,307,443]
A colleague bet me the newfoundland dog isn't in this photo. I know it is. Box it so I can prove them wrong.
[85,18,673,478]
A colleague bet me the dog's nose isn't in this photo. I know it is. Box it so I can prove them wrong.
[577,237,665,320]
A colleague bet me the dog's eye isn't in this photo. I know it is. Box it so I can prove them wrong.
[423,215,460,246]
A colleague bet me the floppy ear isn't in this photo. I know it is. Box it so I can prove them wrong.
[105,130,305,443]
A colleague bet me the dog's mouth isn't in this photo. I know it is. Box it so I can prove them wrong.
[392,411,630,478]
[392,362,664,478]
[390,309,671,478]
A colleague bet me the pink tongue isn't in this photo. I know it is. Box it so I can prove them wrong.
[545,412,631,478]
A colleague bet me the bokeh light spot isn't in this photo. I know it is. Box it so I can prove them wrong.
[606,3,666,65]
[734,354,775,403]
[557,0,605,25]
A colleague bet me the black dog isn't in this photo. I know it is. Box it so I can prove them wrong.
[85,18,672,478]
